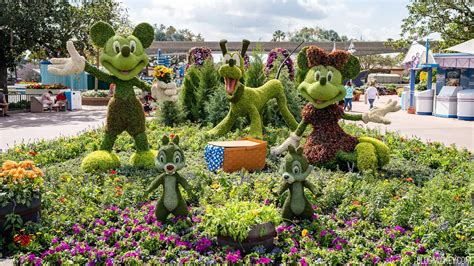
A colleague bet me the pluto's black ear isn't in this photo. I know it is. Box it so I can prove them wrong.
[172,135,180,145]
[241,39,250,56]
[219,39,228,56]
[161,135,169,145]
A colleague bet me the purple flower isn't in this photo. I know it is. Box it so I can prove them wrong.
[417,245,426,254]
[28,254,37,262]
[394,226,406,234]
[385,255,401,262]
[372,256,380,264]
[195,237,212,253]
[256,257,271,264]
[299,258,308,266]
[335,244,342,250]
[320,230,327,237]
[51,237,59,244]
[226,250,241,263]
[72,224,81,234]
[378,245,392,255]
[290,247,298,253]
[434,252,441,259]
[405,251,413,256]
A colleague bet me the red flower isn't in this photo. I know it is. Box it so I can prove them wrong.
[28,151,37,156]
[170,134,175,139]
[110,170,117,175]
[14,232,33,247]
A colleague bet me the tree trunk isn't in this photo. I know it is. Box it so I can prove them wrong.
[0,48,8,96]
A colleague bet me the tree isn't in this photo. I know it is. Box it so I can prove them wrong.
[358,54,402,70]
[398,0,473,49]
[153,24,204,41]
[0,0,130,93]
[287,27,349,42]
[272,30,286,42]
[245,46,265,88]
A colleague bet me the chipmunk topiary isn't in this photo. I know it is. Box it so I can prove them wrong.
[146,135,194,222]
[207,39,298,139]
[278,145,317,221]
[272,46,400,171]
[49,22,178,172]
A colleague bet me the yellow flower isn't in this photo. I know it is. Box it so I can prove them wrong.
[302,229,309,237]
[210,183,220,189]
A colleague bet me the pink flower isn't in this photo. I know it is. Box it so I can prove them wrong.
[226,250,241,263]
[256,257,271,264]
[300,258,308,266]
[290,247,298,254]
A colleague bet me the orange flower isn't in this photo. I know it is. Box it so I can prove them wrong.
[19,160,35,169]
[2,160,18,171]
[115,186,123,196]
[352,200,360,206]
[453,195,460,201]
[404,177,414,182]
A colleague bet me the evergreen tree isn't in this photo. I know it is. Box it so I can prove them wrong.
[179,66,201,122]
[197,60,221,119]
[245,48,265,88]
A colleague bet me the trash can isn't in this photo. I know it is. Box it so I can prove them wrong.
[435,86,461,118]
[457,89,474,121]
[415,90,434,115]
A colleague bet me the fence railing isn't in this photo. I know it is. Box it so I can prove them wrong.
[6,93,39,110]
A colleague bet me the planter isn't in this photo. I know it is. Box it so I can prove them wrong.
[151,81,178,103]
[25,88,63,95]
[217,222,276,253]
[0,194,41,233]
[81,96,111,106]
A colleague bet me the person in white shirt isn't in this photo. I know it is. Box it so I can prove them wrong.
[365,81,379,109]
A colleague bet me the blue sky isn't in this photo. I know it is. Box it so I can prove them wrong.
[120,0,410,41]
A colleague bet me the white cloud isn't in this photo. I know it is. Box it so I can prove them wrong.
[121,0,409,41]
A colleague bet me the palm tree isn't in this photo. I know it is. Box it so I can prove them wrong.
[272,30,286,42]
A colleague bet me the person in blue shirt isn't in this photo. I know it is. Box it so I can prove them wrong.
[343,81,353,111]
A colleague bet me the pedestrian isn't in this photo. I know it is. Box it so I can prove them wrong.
[0,92,9,116]
[365,80,379,109]
[344,81,353,111]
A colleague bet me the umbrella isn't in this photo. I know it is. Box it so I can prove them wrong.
[446,39,474,54]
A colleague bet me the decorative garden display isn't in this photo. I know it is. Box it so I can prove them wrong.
[204,138,267,173]
[207,39,298,138]
[0,160,44,233]
[151,66,179,103]
[203,201,281,253]
[145,135,194,222]
[187,47,213,68]
[48,21,178,172]
[278,146,317,221]
[265,48,295,80]
[272,46,401,171]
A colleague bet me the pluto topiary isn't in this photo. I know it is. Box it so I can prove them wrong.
[207,39,298,139]
[49,21,178,172]
[272,46,401,171]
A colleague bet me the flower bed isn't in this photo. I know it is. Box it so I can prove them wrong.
[265,48,295,80]
[0,122,471,264]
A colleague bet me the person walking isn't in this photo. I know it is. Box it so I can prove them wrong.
[365,80,379,109]
[343,81,353,111]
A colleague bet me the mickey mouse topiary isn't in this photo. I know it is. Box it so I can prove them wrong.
[49,22,177,172]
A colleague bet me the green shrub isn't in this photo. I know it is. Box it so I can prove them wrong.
[158,101,181,127]
[245,47,265,88]
[179,66,201,122]
[80,150,120,172]
[262,71,303,128]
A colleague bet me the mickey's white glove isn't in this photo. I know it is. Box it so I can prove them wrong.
[362,99,401,124]
[270,133,301,156]
[48,41,85,76]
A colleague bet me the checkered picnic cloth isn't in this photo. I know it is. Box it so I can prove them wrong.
[204,144,225,172]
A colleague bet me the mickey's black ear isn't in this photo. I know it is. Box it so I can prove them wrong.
[296,147,304,155]
[162,135,169,145]
[90,21,115,48]
[241,39,250,56]
[288,145,296,154]
[132,22,154,48]
[219,39,228,56]
[172,135,180,145]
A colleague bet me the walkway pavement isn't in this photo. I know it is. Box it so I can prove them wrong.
[0,97,473,152]
[0,106,107,152]
[347,95,474,151]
